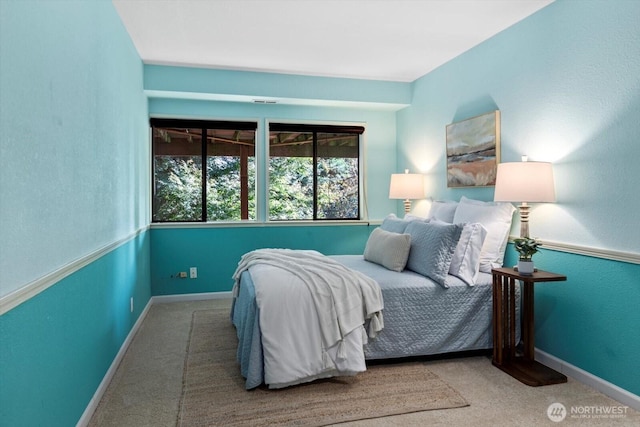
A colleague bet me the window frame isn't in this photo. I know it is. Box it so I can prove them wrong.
[150,118,258,223]
[150,118,365,223]
[268,122,364,221]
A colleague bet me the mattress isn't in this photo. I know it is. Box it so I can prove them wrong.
[231,254,520,388]
[333,255,517,359]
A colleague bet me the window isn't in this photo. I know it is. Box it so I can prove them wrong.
[151,119,364,223]
[151,119,257,222]
[269,123,363,220]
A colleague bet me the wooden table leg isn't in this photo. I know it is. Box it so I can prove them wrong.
[509,277,516,359]
[522,281,535,360]
[493,274,503,365]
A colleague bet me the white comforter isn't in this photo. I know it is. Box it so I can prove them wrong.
[232,249,384,388]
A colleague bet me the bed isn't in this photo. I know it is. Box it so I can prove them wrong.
[231,249,384,390]
[231,197,520,389]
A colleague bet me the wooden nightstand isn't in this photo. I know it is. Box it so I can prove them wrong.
[491,267,567,386]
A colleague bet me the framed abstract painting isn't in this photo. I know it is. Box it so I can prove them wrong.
[446,110,501,188]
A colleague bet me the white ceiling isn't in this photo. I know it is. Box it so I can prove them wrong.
[113,0,553,83]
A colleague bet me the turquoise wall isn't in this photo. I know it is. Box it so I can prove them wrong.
[0,232,151,426]
[398,0,640,252]
[151,225,374,295]
[145,64,411,107]
[0,1,150,425]
[0,0,150,298]
[502,247,640,396]
[400,0,640,397]
[530,251,639,397]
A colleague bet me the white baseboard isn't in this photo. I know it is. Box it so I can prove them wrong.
[151,291,233,304]
[535,348,640,411]
[76,298,153,427]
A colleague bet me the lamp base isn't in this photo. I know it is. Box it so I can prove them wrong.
[403,199,411,214]
[519,203,530,238]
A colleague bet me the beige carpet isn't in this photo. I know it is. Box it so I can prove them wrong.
[177,309,469,426]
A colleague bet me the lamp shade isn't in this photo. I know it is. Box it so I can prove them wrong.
[494,161,556,203]
[389,173,425,200]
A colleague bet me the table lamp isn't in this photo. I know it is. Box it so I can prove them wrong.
[493,156,556,238]
[389,169,425,214]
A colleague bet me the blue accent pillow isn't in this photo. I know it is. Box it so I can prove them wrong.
[405,221,463,288]
[380,214,410,234]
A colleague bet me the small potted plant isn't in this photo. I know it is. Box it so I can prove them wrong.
[513,237,541,275]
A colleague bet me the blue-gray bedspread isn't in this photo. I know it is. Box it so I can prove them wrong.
[231,255,519,389]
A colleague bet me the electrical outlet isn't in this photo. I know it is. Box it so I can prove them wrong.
[179,271,187,278]
[190,267,197,279]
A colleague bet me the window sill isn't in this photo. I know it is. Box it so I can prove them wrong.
[150,219,378,229]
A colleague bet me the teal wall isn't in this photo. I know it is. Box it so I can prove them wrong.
[0,232,151,426]
[397,0,640,252]
[0,1,150,425]
[151,225,374,295]
[0,0,150,298]
[400,0,640,397]
[503,247,640,396]
[145,64,411,107]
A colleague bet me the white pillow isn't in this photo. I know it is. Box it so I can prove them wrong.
[452,196,515,273]
[364,228,411,272]
[427,200,459,223]
[450,222,487,285]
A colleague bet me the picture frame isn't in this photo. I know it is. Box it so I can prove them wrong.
[446,110,501,188]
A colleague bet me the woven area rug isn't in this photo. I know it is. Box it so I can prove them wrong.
[178,309,469,426]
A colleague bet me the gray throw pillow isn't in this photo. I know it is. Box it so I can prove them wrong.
[364,228,411,272]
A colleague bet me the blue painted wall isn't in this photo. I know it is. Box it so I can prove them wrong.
[0,1,150,425]
[399,0,640,396]
[145,64,411,107]
[0,0,150,299]
[398,0,640,253]
[0,232,151,426]
[151,225,374,295]
[502,247,640,396]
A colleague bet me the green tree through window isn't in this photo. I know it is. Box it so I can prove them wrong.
[152,119,257,222]
[151,119,362,222]
[269,124,362,220]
